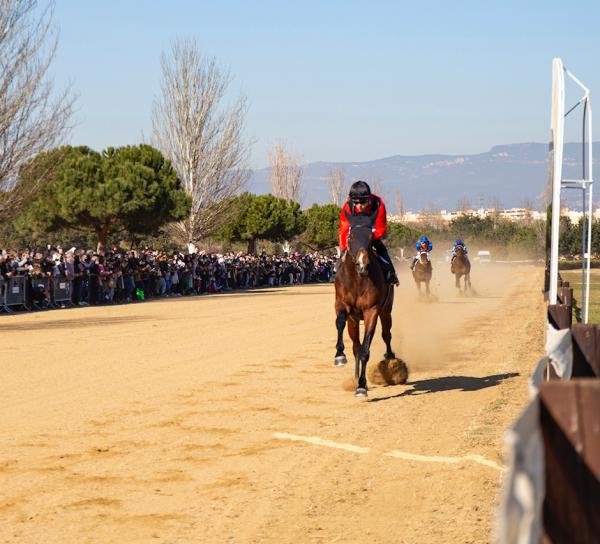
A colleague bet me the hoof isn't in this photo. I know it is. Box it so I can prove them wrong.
[355,387,368,397]
[334,355,348,366]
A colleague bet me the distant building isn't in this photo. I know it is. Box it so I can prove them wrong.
[388,207,599,225]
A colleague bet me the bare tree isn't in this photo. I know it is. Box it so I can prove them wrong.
[457,196,471,213]
[269,142,303,203]
[395,190,406,218]
[0,0,74,220]
[371,175,384,197]
[488,195,502,212]
[326,166,344,207]
[521,197,534,224]
[521,197,534,210]
[420,204,444,229]
[152,39,251,252]
[488,195,502,226]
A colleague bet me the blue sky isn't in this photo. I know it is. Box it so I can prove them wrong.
[52,0,599,168]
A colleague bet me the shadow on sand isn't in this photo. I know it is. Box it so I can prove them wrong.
[368,372,519,403]
[0,314,161,331]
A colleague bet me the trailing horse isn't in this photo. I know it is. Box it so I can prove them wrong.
[334,224,406,397]
[450,245,471,292]
[412,250,432,296]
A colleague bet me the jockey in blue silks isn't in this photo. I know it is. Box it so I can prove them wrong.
[412,235,432,269]
[451,239,469,264]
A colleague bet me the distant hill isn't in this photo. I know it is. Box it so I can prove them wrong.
[249,142,598,211]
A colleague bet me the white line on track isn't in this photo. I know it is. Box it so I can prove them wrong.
[273,432,503,471]
[273,432,370,454]
[384,450,504,471]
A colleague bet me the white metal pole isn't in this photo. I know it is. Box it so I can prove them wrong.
[585,97,593,323]
[549,59,565,305]
[582,100,588,319]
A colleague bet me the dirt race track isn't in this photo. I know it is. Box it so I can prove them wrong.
[0,264,544,543]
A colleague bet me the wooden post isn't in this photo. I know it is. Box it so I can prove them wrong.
[540,380,600,543]
[557,286,573,307]
[571,324,600,378]
[548,304,572,330]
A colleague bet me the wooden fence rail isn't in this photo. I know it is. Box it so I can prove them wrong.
[499,270,600,543]
[541,275,599,542]
[540,381,600,543]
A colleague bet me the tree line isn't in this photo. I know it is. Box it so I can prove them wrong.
[0,143,342,252]
[0,2,589,259]
[2,147,574,259]
[2,137,592,258]
[0,2,316,254]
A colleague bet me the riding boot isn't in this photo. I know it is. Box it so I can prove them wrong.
[373,241,399,286]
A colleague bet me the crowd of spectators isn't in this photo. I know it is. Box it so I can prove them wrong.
[0,245,336,309]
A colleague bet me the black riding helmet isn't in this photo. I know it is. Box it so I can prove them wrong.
[349,180,371,203]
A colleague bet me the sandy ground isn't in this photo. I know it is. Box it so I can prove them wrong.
[0,263,544,543]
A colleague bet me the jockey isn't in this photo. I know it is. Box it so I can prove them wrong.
[338,180,399,286]
[412,235,433,269]
[451,239,469,263]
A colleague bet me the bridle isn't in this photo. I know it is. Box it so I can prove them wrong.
[346,225,373,262]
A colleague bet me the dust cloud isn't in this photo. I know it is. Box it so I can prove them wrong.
[384,263,530,374]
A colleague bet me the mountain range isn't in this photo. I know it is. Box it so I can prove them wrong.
[248,142,598,212]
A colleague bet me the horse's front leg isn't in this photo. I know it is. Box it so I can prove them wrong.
[455,273,460,289]
[426,279,431,296]
[347,317,361,379]
[356,309,378,397]
[334,307,348,366]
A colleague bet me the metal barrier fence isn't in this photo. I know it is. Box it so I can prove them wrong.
[52,277,73,307]
[30,276,52,310]
[1,275,31,313]
[1,275,76,313]
[1,264,335,315]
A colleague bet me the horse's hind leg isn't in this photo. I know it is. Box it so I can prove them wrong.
[380,312,395,360]
[356,310,378,397]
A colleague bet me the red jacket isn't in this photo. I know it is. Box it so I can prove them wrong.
[338,195,387,251]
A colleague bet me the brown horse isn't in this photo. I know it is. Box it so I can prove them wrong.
[334,225,396,397]
[412,250,432,296]
[450,245,471,291]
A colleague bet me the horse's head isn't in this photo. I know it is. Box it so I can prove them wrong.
[455,245,464,256]
[348,225,373,277]
[418,250,429,264]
